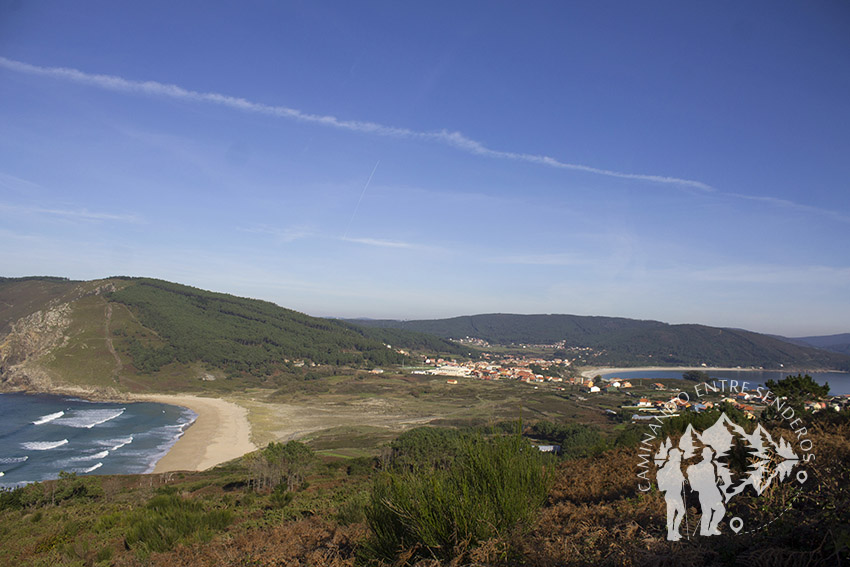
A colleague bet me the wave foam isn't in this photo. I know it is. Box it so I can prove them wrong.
[0,456,28,464]
[97,436,133,451]
[54,408,125,429]
[21,439,68,451]
[68,450,109,462]
[79,462,102,473]
[32,411,65,425]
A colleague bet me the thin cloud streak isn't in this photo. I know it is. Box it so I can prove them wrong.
[341,236,416,249]
[726,192,850,224]
[486,253,590,266]
[1,56,712,192]
[239,225,314,243]
[7,57,845,223]
[0,172,41,194]
[0,202,141,223]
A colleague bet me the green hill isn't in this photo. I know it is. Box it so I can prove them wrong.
[0,277,467,393]
[354,313,850,370]
[789,333,850,356]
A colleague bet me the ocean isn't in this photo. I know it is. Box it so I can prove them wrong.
[0,392,196,489]
[598,369,850,395]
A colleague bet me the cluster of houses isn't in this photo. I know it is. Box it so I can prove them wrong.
[402,353,850,417]
[626,387,850,421]
[579,379,635,393]
[412,356,574,384]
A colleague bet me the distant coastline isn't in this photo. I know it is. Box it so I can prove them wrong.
[579,366,769,379]
[579,366,850,395]
[579,366,850,380]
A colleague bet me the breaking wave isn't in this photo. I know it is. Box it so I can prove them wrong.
[68,450,109,462]
[0,456,28,464]
[53,408,125,429]
[32,411,65,425]
[21,439,68,451]
[97,436,133,451]
[79,462,102,473]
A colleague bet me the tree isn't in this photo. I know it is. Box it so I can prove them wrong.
[246,441,315,493]
[764,373,829,401]
[683,370,710,382]
[761,374,829,423]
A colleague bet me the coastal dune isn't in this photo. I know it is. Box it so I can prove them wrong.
[132,395,257,473]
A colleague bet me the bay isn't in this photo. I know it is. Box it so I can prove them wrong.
[0,392,196,488]
[598,369,850,395]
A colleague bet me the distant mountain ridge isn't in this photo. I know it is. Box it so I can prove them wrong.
[785,333,850,356]
[353,314,850,370]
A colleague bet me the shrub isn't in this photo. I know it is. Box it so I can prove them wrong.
[346,456,375,477]
[528,421,609,458]
[0,487,24,511]
[124,494,232,553]
[363,432,553,563]
[268,485,294,509]
[336,491,368,525]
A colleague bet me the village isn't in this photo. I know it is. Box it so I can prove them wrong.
[397,346,850,420]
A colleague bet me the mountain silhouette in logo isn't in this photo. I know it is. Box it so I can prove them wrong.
[656,413,800,503]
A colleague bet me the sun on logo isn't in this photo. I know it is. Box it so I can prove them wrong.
[652,412,805,541]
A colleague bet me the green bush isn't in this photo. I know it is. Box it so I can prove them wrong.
[364,433,553,563]
[346,456,375,477]
[336,491,368,525]
[268,485,293,509]
[528,421,609,458]
[0,487,24,511]
[124,494,232,553]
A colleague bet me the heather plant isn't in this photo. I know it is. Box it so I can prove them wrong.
[363,431,553,563]
[124,493,232,554]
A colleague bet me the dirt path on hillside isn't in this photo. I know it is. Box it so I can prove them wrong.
[104,303,122,383]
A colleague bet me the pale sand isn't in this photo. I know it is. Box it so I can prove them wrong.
[580,366,763,379]
[130,394,258,473]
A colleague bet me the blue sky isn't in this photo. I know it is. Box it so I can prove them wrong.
[1,2,849,336]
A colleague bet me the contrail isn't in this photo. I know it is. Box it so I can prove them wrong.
[0,56,713,192]
[344,160,380,239]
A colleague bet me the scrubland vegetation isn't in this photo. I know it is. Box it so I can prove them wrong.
[1,407,847,566]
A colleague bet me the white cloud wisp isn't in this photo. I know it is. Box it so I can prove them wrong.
[1,56,713,192]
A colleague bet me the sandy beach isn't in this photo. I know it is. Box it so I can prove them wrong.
[130,394,257,473]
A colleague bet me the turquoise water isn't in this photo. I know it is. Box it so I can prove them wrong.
[599,369,850,395]
[0,392,196,488]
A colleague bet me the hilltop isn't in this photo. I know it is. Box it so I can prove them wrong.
[0,277,466,394]
[354,313,850,371]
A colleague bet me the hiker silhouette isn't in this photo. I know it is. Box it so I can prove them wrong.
[686,446,725,536]
[657,447,685,541]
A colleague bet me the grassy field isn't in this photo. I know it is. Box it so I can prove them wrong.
[229,373,611,452]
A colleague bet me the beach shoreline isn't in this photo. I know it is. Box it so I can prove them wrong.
[129,394,257,473]
[579,366,771,380]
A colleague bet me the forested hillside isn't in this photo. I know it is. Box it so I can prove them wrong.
[788,333,850,356]
[356,313,850,370]
[108,278,471,375]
